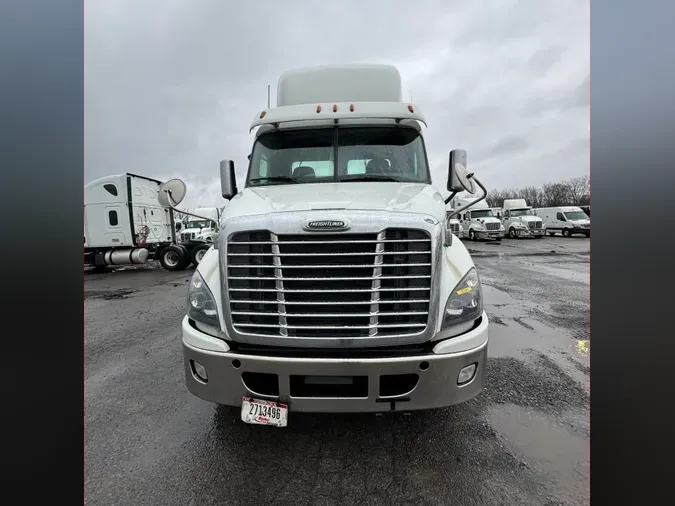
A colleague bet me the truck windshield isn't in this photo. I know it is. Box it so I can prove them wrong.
[246,127,431,186]
[510,208,533,217]
[187,220,210,229]
[471,210,494,218]
[564,211,587,221]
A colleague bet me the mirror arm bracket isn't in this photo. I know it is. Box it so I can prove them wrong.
[162,191,218,228]
[446,175,487,219]
[444,191,459,206]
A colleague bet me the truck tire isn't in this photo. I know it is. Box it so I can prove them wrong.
[176,245,192,269]
[159,245,186,271]
[509,227,518,239]
[562,228,572,237]
[535,235,544,239]
[469,229,476,241]
[190,244,211,266]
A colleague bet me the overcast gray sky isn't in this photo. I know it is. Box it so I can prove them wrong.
[85,0,589,209]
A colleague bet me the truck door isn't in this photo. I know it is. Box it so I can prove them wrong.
[104,205,126,246]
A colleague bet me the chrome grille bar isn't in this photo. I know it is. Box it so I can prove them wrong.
[369,231,386,337]
[270,233,288,336]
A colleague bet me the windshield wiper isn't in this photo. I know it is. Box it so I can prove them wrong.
[340,175,401,182]
[249,176,300,185]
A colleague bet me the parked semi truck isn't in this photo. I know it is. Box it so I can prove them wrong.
[179,207,222,243]
[501,199,545,239]
[445,203,463,237]
[454,197,505,241]
[161,64,491,427]
[83,173,213,272]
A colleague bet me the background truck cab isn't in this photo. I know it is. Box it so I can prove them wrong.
[455,197,505,241]
[534,206,590,237]
[502,199,545,239]
[445,203,463,237]
[179,207,221,243]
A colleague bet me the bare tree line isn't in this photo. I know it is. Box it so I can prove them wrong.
[484,175,590,209]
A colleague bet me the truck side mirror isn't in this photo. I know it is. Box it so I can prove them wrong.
[220,160,238,199]
[447,149,476,194]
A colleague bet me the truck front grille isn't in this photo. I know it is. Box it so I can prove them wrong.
[528,221,543,229]
[485,222,500,231]
[450,223,460,234]
[226,229,432,339]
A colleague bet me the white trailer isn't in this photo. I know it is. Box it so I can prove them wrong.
[454,197,505,241]
[502,198,545,239]
[163,63,492,425]
[83,173,213,271]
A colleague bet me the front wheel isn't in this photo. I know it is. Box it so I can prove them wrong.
[562,228,572,237]
[469,229,476,241]
[509,227,518,239]
[159,245,186,271]
[535,235,544,239]
[190,244,212,266]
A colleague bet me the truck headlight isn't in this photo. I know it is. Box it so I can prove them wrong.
[440,268,483,330]
[188,270,219,327]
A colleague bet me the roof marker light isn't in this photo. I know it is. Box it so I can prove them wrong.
[349,104,355,112]
[259,111,266,119]
[316,105,321,113]
[333,104,338,112]
[408,105,414,113]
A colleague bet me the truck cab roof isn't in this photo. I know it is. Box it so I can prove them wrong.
[250,64,426,134]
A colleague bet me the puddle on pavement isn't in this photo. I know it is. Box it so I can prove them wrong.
[487,403,589,505]
[481,284,591,389]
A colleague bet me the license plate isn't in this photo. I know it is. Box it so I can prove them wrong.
[241,397,288,427]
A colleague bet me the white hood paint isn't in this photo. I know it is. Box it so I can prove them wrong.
[518,215,542,223]
[221,182,446,222]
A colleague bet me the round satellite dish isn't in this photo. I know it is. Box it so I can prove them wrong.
[158,179,187,208]
[454,163,477,194]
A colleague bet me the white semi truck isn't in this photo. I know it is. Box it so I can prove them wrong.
[160,64,491,427]
[445,204,463,237]
[455,197,505,241]
[501,199,545,239]
[179,207,222,243]
[83,173,213,272]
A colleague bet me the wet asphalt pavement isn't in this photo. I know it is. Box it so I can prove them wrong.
[85,236,590,506]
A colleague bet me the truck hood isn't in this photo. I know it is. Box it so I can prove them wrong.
[519,216,542,223]
[222,182,446,222]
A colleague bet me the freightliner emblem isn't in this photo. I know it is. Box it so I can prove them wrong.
[304,220,350,231]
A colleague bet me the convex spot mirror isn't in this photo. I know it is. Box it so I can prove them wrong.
[158,179,187,208]
[447,149,477,194]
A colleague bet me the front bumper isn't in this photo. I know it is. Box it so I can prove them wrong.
[182,312,489,413]
[477,230,505,240]
[514,227,545,237]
